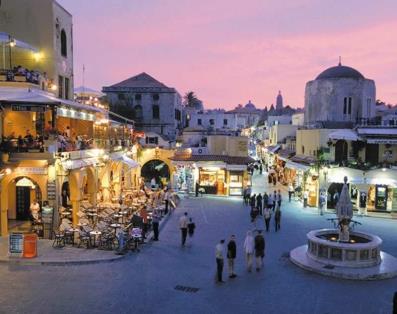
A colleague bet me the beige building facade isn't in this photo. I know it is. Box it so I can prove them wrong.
[0,0,74,99]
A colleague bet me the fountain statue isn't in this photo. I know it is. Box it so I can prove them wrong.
[289,176,397,280]
[335,176,353,242]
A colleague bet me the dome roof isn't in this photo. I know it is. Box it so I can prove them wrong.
[245,100,256,109]
[316,64,364,80]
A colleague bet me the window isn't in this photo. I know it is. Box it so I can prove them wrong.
[343,97,347,114]
[146,137,158,144]
[118,93,125,101]
[64,77,70,100]
[134,105,143,119]
[223,119,228,126]
[302,146,305,154]
[152,105,160,119]
[209,119,214,125]
[135,94,142,101]
[152,93,159,101]
[197,118,202,125]
[58,75,64,98]
[347,97,352,114]
[60,29,67,57]
[367,98,371,117]
[175,109,181,121]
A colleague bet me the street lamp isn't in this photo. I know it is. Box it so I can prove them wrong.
[8,36,16,69]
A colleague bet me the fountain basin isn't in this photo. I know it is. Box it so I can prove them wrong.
[307,229,382,268]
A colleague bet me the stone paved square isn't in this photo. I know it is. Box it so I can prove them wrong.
[0,174,396,314]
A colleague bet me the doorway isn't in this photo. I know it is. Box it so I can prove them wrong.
[16,186,31,220]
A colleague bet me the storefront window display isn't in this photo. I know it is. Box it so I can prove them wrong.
[175,165,194,194]
[229,171,243,196]
[305,175,318,207]
[367,185,390,211]
[199,168,226,195]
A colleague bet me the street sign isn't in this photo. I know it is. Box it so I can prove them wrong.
[12,105,46,112]
[9,233,24,256]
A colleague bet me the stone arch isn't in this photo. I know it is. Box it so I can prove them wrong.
[0,173,46,235]
[141,159,170,187]
[335,140,348,165]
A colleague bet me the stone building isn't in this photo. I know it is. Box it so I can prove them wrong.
[0,0,74,99]
[103,73,183,142]
[304,62,376,125]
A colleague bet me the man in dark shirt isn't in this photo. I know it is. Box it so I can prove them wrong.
[227,235,237,278]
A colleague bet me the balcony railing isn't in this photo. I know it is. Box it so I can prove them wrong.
[0,68,46,87]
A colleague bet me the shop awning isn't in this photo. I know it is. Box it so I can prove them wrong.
[120,155,139,169]
[277,149,295,161]
[285,161,311,172]
[327,167,364,184]
[0,87,105,114]
[226,164,248,171]
[365,168,397,186]
[110,152,140,168]
[0,32,39,52]
[366,138,397,144]
[329,129,360,141]
[266,145,281,154]
[61,158,98,170]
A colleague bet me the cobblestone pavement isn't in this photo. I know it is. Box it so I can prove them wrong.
[0,173,396,314]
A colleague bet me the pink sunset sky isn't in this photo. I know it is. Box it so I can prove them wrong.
[59,0,397,109]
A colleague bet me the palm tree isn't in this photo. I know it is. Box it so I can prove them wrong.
[183,91,202,109]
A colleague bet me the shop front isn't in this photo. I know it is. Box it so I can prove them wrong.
[170,153,253,197]
[325,167,397,214]
[198,166,226,195]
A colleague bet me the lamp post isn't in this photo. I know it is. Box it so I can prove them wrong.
[322,166,329,213]
[8,36,16,70]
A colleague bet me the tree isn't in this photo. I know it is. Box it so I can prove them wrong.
[183,91,203,110]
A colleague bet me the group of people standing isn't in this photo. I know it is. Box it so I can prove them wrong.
[215,230,265,283]
[246,190,282,232]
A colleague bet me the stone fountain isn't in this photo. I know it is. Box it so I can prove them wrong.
[290,177,397,280]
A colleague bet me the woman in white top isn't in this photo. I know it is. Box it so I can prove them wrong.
[243,231,255,272]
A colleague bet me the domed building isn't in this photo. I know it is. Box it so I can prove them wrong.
[244,100,257,110]
[304,62,376,125]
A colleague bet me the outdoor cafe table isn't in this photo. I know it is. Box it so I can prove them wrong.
[89,231,102,247]
[110,223,121,235]
[60,211,72,218]
[87,212,98,224]
[119,211,128,223]
[66,228,80,245]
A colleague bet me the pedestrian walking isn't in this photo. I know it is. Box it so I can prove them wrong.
[243,231,255,272]
[263,192,269,211]
[164,189,170,215]
[267,193,273,212]
[188,218,196,237]
[259,164,263,174]
[254,230,265,271]
[272,191,277,212]
[275,206,281,232]
[288,183,294,202]
[179,212,189,246]
[227,235,237,278]
[263,206,271,232]
[256,193,263,215]
[245,186,252,205]
[319,191,326,216]
[152,211,160,241]
[250,194,256,210]
[215,239,225,283]
[277,190,282,208]
[303,190,309,208]
[272,175,277,186]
